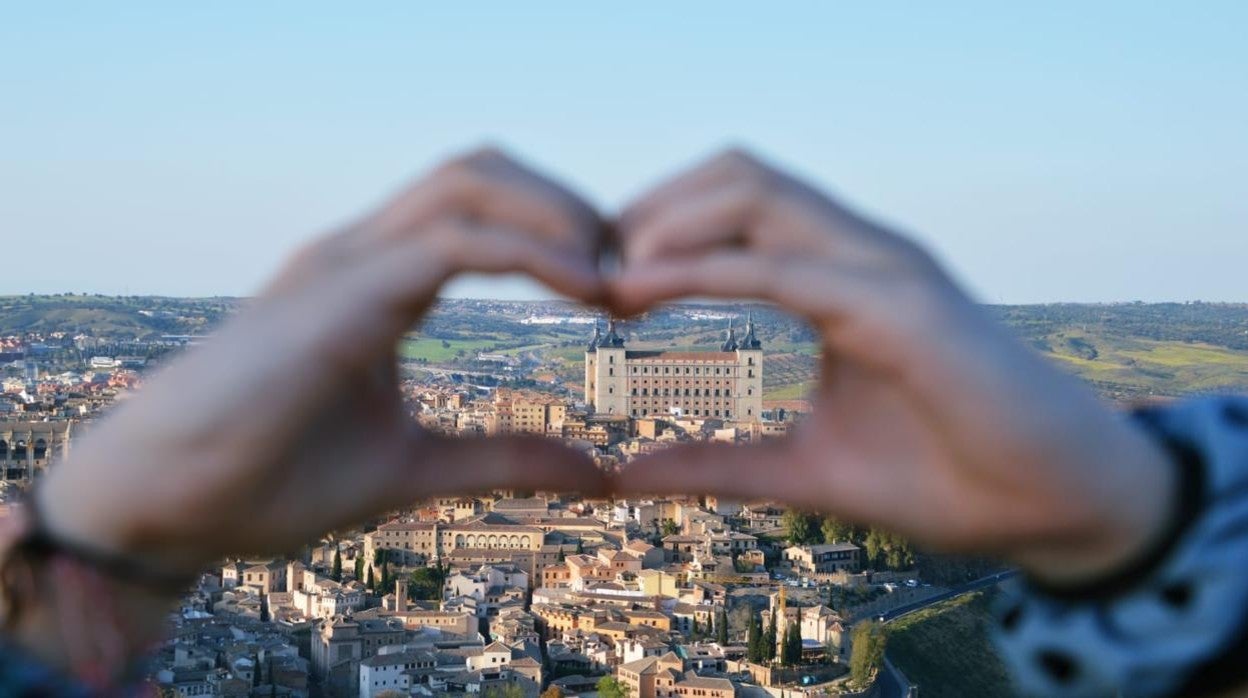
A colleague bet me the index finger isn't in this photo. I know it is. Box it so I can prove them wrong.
[361,147,608,258]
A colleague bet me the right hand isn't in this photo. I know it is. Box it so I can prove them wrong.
[609,149,1175,585]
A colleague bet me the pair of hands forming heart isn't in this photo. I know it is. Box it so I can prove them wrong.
[36,148,1173,604]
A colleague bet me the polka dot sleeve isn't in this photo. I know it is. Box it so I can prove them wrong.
[993,397,1248,697]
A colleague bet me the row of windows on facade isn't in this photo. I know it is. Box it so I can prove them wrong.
[603,354,757,368]
[631,407,747,418]
[631,362,755,374]
[632,387,754,397]
[602,366,755,378]
[606,386,752,398]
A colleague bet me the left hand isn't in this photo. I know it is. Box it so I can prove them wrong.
[35,148,613,572]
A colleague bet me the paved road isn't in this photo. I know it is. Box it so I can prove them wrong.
[876,570,1018,624]
[874,570,1019,698]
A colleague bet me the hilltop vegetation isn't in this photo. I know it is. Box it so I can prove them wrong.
[887,591,1019,698]
[989,303,1248,400]
[0,294,237,339]
[5,296,1248,401]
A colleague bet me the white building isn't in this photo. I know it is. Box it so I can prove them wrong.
[359,648,436,698]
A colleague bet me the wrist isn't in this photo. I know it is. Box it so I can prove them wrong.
[33,470,206,590]
[1016,415,1185,594]
[1,504,174,686]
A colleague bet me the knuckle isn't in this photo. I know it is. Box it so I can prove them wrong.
[717,147,767,176]
[427,159,485,208]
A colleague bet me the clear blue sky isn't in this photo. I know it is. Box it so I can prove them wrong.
[3,3,1245,302]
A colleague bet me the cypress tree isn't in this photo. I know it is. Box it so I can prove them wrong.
[785,620,802,665]
[331,549,343,582]
[366,564,375,591]
[780,625,789,666]
[764,609,778,662]
[747,611,762,662]
[717,609,729,645]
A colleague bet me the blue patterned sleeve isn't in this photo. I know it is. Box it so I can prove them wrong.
[993,397,1248,697]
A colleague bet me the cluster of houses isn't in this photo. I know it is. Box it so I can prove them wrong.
[145,487,866,697]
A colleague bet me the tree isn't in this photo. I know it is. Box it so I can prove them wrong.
[784,620,803,666]
[596,675,629,698]
[864,527,915,571]
[366,564,375,591]
[331,548,343,582]
[660,519,680,537]
[717,608,729,645]
[691,615,700,639]
[828,585,844,612]
[764,610,778,662]
[540,688,564,698]
[782,510,819,545]
[354,555,364,581]
[849,621,888,689]
[779,625,788,667]
[483,684,525,698]
[821,517,855,544]
[409,562,449,601]
[747,610,762,663]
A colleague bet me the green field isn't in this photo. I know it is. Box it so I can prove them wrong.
[887,591,1018,698]
[397,337,500,362]
[1040,332,1248,396]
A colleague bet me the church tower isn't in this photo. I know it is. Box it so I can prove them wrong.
[735,311,764,421]
[590,319,628,415]
[584,323,601,406]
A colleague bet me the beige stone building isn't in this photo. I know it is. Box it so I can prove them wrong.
[486,390,569,435]
[585,316,764,421]
[365,517,545,567]
[0,421,72,481]
[781,543,861,574]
